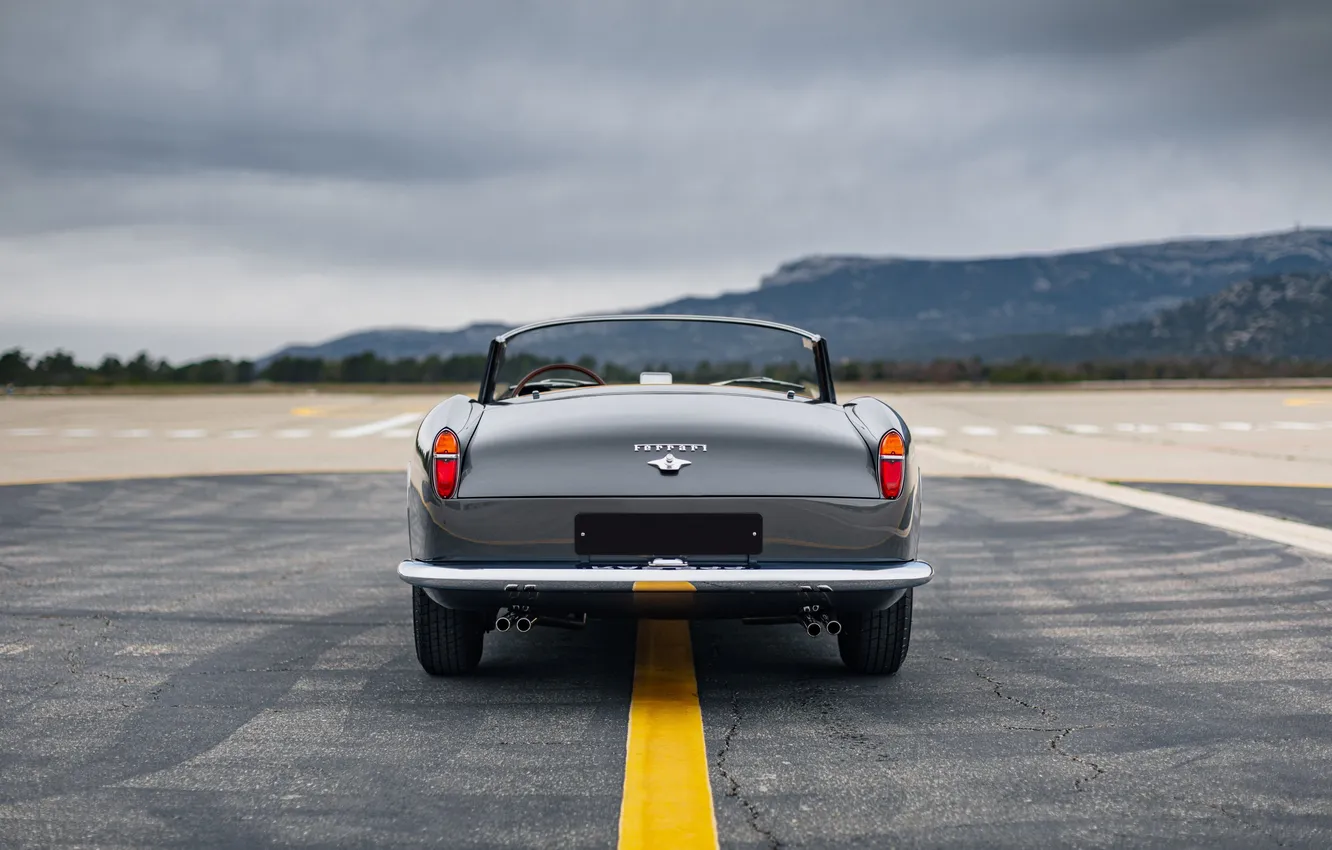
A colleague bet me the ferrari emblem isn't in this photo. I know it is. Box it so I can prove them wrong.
[647,453,691,474]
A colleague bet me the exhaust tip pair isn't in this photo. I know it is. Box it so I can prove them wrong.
[495,614,535,632]
[803,616,842,637]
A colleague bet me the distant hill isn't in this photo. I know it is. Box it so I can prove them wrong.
[263,228,1332,365]
[1003,272,1332,361]
[263,324,506,366]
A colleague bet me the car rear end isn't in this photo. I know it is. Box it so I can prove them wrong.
[399,389,930,621]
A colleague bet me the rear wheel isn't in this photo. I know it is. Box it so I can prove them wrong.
[412,587,486,675]
[837,588,913,675]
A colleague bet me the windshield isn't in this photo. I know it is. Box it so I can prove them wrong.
[485,317,825,401]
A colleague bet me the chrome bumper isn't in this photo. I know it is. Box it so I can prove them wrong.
[397,559,933,592]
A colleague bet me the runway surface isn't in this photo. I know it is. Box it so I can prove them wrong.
[3,473,1331,848]
[4,386,1332,484]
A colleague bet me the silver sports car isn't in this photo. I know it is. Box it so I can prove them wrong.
[398,315,931,675]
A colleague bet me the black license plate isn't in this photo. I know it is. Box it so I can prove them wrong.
[574,513,762,556]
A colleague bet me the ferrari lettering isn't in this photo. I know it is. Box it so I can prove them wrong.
[633,443,707,452]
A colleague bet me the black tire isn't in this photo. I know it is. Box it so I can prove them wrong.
[412,587,486,675]
[837,588,913,675]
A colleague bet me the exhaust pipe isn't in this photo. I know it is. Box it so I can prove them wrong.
[824,618,842,637]
[801,615,822,637]
[494,614,512,632]
[515,616,535,633]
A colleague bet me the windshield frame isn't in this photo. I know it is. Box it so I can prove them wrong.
[477,314,836,404]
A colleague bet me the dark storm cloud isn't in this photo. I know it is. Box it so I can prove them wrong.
[1,0,1330,359]
[5,100,558,183]
[4,0,1329,185]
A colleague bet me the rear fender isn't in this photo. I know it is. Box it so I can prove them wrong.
[843,395,919,501]
[408,395,483,554]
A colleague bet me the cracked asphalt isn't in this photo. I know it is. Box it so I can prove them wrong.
[3,474,1332,848]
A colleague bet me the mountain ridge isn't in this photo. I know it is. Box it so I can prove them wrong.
[262,228,1332,365]
[1003,271,1332,361]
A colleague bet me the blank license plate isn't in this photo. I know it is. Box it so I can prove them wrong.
[574,513,763,556]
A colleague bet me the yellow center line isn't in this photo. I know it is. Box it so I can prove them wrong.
[619,620,718,850]
[631,580,696,592]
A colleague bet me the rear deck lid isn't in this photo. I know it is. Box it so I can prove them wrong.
[458,389,878,498]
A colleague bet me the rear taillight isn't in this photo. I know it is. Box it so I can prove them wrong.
[879,430,905,499]
[433,429,460,498]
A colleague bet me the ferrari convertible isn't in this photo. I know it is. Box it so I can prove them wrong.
[398,315,931,675]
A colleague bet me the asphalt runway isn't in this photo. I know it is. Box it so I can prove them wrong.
[4,386,1332,485]
[3,473,1331,848]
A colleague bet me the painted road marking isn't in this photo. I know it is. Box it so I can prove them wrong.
[1065,424,1102,434]
[331,412,424,439]
[1284,397,1331,407]
[632,581,697,592]
[23,417,1325,445]
[0,466,404,487]
[919,443,1332,557]
[114,643,174,657]
[619,620,717,849]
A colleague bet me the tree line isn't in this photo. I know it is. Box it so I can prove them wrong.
[4,346,1332,388]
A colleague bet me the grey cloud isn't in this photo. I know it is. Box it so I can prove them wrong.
[4,3,1329,184]
[1,0,1330,359]
[4,100,560,183]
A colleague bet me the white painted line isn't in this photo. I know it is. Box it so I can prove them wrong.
[1116,423,1161,433]
[919,444,1332,558]
[6,428,48,437]
[276,429,312,439]
[1064,424,1102,435]
[961,426,998,437]
[912,426,946,438]
[167,429,207,439]
[227,429,260,439]
[62,428,97,438]
[113,429,152,438]
[382,427,417,439]
[1013,425,1050,436]
[1273,421,1319,431]
[332,412,424,439]
[115,643,173,657]
[1218,422,1253,431]
[1168,422,1212,432]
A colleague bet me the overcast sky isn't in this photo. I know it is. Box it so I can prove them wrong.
[3,0,1331,361]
